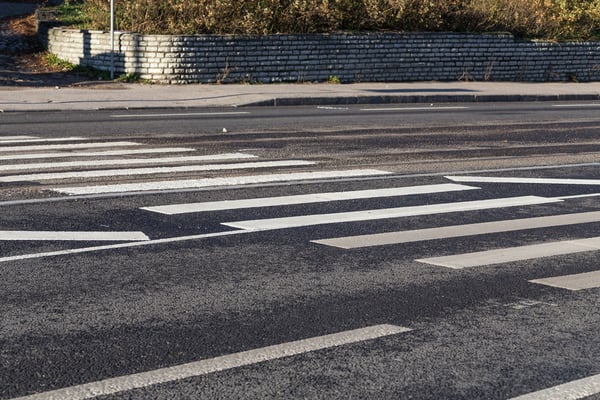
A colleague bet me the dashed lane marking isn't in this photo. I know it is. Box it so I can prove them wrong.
[0,231,149,242]
[0,160,315,182]
[360,106,469,111]
[447,175,600,185]
[0,141,141,153]
[509,373,600,400]
[0,147,196,161]
[416,237,600,269]
[141,183,479,215]
[52,169,393,195]
[9,324,411,400]
[529,269,600,291]
[111,111,251,118]
[312,211,600,249]
[0,153,257,172]
[222,196,562,231]
[0,137,86,144]
[0,136,38,141]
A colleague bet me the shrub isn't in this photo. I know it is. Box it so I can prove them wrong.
[72,0,600,40]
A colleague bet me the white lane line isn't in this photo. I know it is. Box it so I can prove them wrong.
[0,229,251,263]
[552,103,600,107]
[557,193,600,200]
[0,141,141,153]
[0,231,149,242]
[0,137,85,145]
[446,175,600,185]
[361,106,469,111]
[141,183,479,215]
[509,373,600,400]
[529,270,600,291]
[416,237,600,269]
[0,160,315,182]
[0,148,196,161]
[0,136,38,141]
[53,169,393,195]
[9,324,409,400]
[312,211,600,249]
[111,111,251,118]
[0,153,257,172]
[222,196,561,231]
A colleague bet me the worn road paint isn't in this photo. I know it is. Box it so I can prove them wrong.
[223,196,561,231]
[509,373,600,400]
[417,237,600,269]
[0,231,149,242]
[53,169,393,195]
[0,160,315,182]
[142,183,479,215]
[0,153,257,172]
[9,324,410,400]
[529,269,600,291]
[312,211,600,249]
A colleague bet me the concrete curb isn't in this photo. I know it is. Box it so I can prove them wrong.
[242,94,600,107]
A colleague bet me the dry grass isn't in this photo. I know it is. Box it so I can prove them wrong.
[75,0,600,40]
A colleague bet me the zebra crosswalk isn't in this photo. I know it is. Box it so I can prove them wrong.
[1,135,600,291]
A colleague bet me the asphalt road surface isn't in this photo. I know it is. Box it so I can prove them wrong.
[1,102,600,400]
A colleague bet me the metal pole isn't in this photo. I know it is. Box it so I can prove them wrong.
[110,0,115,80]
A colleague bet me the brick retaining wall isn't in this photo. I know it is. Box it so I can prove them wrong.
[45,28,600,84]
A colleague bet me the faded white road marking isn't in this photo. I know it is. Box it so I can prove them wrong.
[0,148,196,161]
[0,141,140,153]
[0,160,315,182]
[555,193,600,200]
[0,230,252,263]
[141,183,479,215]
[0,136,38,141]
[417,237,600,269]
[509,373,600,400]
[0,153,257,172]
[0,137,85,144]
[223,196,561,231]
[0,231,149,242]
[529,270,600,291]
[361,106,469,111]
[9,324,409,400]
[53,169,392,195]
[312,211,600,249]
[111,111,250,118]
[552,103,600,107]
[446,175,600,185]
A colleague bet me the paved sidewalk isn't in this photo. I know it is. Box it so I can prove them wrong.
[1,81,600,111]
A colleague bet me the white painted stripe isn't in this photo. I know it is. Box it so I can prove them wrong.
[223,196,561,231]
[446,175,600,185]
[141,183,479,215]
[312,211,600,249]
[111,111,250,118]
[552,103,600,107]
[9,324,409,400]
[0,137,85,145]
[360,106,469,111]
[0,136,37,141]
[529,270,600,291]
[53,169,392,195]
[509,373,600,400]
[0,148,196,161]
[417,237,600,269]
[0,160,315,182]
[0,231,149,241]
[0,229,252,263]
[0,141,140,153]
[0,153,257,172]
